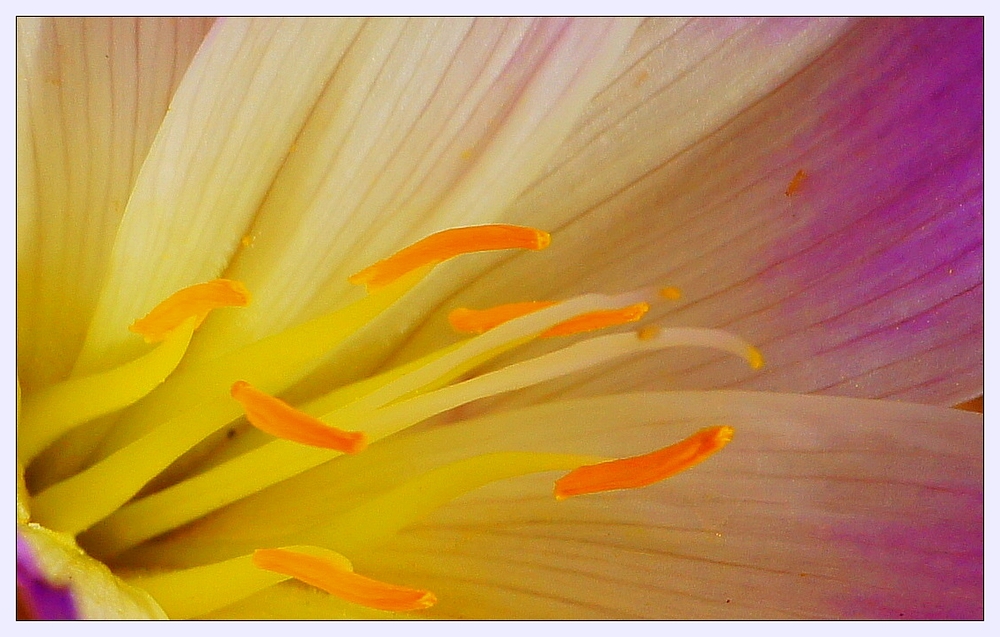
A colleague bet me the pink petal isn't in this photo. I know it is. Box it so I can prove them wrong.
[410,19,982,407]
[354,392,982,619]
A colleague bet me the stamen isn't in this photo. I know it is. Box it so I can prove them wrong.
[129,279,250,343]
[252,548,436,612]
[89,266,429,463]
[86,321,761,557]
[553,426,734,500]
[230,381,367,454]
[125,545,353,619]
[17,318,197,464]
[305,452,599,556]
[349,225,550,291]
[449,301,556,334]
[449,301,649,338]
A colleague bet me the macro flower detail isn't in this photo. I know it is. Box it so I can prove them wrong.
[17,17,982,619]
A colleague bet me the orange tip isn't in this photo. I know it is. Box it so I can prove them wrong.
[448,301,557,334]
[230,381,367,454]
[252,548,436,612]
[129,279,250,343]
[659,287,682,301]
[349,225,550,291]
[553,426,734,500]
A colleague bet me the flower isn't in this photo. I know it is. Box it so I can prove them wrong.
[16,17,982,619]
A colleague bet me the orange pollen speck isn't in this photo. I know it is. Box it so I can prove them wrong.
[553,425,734,500]
[230,381,367,454]
[785,169,807,197]
[659,286,682,300]
[128,279,250,343]
[348,225,550,291]
[252,549,437,612]
[448,302,649,338]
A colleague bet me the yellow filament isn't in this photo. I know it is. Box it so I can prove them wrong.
[30,398,241,535]
[349,225,550,291]
[17,318,197,464]
[554,426,734,500]
[305,452,601,556]
[129,279,250,343]
[83,338,531,559]
[126,545,352,619]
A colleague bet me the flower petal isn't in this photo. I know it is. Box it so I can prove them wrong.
[16,17,213,390]
[18,524,167,619]
[394,18,983,407]
[354,392,982,619]
[73,18,366,375]
[183,18,639,363]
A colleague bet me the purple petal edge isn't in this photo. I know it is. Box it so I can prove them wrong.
[17,532,79,620]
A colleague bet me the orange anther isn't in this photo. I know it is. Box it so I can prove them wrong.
[553,426,734,500]
[541,303,649,338]
[230,381,366,454]
[252,549,437,612]
[448,301,557,334]
[349,225,550,291]
[129,279,250,343]
[449,302,649,338]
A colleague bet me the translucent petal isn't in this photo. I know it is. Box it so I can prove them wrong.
[16,17,213,390]
[73,18,366,375]
[183,18,639,364]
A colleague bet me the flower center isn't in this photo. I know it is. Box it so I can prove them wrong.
[18,224,760,618]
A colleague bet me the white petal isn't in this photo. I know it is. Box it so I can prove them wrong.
[16,18,213,390]
[73,18,365,374]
